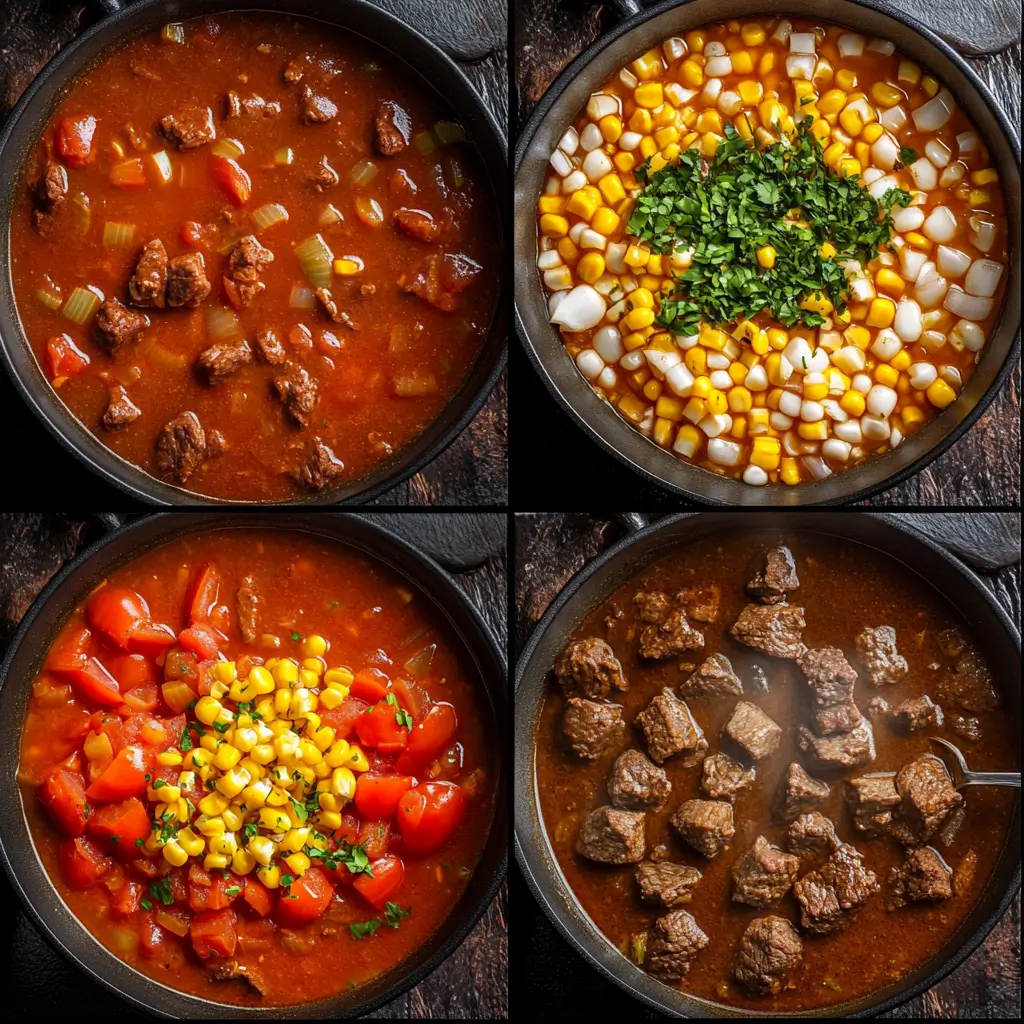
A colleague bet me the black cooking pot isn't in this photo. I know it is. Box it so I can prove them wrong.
[514,512,1021,1016]
[0,0,507,505]
[0,512,508,1018]
[514,0,1021,505]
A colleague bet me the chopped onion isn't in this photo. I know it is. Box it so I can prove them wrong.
[318,203,344,228]
[206,306,240,340]
[969,215,996,253]
[944,285,992,320]
[558,127,579,156]
[908,158,937,190]
[924,139,951,168]
[294,234,334,289]
[949,319,985,352]
[251,203,289,231]
[349,159,379,187]
[921,206,957,243]
[404,644,436,678]
[550,285,606,331]
[964,258,1004,298]
[211,137,245,160]
[911,89,955,132]
[936,246,971,278]
[878,105,906,132]
[892,206,924,232]
[149,150,173,184]
[786,55,815,79]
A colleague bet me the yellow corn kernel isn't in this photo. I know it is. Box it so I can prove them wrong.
[598,114,623,144]
[194,695,222,726]
[177,827,204,858]
[277,827,311,854]
[655,395,685,422]
[162,840,188,867]
[902,405,926,428]
[576,253,605,285]
[643,378,663,402]
[318,791,341,813]
[817,89,846,115]
[624,244,650,269]
[875,268,906,297]
[566,187,600,221]
[844,325,870,349]
[860,124,884,145]
[629,287,655,309]
[971,168,999,186]
[330,767,356,800]
[898,60,921,84]
[926,378,956,408]
[800,293,833,316]
[866,297,896,328]
[968,189,990,208]
[819,241,837,260]
[750,436,781,470]
[759,51,775,76]
[921,75,939,97]
[797,420,828,441]
[247,836,275,866]
[257,863,281,888]
[740,22,766,45]
[803,374,829,401]
[259,807,291,833]
[728,387,753,413]
[730,81,761,109]
[694,109,722,135]
[213,662,237,685]
[839,390,866,416]
[835,69,857,91]
[706,389,728,416]
[890,350,912,372]
[272,688,291,716]
[613,150,636,172]
[634,82,664,109]
[216,767,251,799]
[651,417,673,447]
[632,47,663,80]
[317,810,343,831]
[253,697,276,722]
[212,744,242,771]
[199,791,230,817]
[622,331,646,352]
[271,658,299,689]
[749,331,768,356]
[537,195,565,216]
[156,749,183,767]
[761,328,785,351]
[228,849,254,876]
[221,804,244,831]
[870,82,902,108]
[679,59,703,88]
[731,51,753,75]
[689,374,711,399]
[556,238,579,264]
[700,132,722,157]
[700,326,729,352]
[318,687,345,710]
[822,140,846,168]
[624,307,655,332]
[682,348,705,377]
[874,364,899,387]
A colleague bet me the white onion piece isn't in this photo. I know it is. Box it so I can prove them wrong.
[867,384,898,417]
[802,455,833,480]
[664,83,697,105]
[568,221,586,244]
[663,37,687,61]
[718,90,742,116]
[561,169,587,193]
[834,419,863,443]
[871,134,900,170]
[899,247,928,281]
[618,68,638,90]
[705,55,733,77]
[909,158,937,190]
[598,366,617,388]
[912,89,955,132]
[861,414,891,441]
[837,32,865,56]
[582,149,612,182]
[868,174,899,199]
[922,206,957,243]
[894,298,923,342]
[789,32,816,53]
[579,229,607,250]
[939,162,965,186]
[892,206,925,232]
[786,55,816,79]
[619,350,643,370]
[957,130,979,157]
[936,246,971,278]
[908,363,938,389]
[544,266,573,291]
[919,330,946,351]
[914,262,949,308]
[618,131,642,151]
[550,285,607,330]
[537,249,562,271]
[558,128,579,156]
[548,292,566,317]
[549,148,572,176]
[592,274,617,296]
[579,123,603,152]
[576,349,604,380]
[644,348,681,376]
[823,438,852,461]
[707,438,741,466]
[879,105,907,132]
[586,93,619,121]
[965,258,1004,298]
[969,216,996,253]
[700,413,732,438]
[701,77,723,103]
[773,20,793,43]
[704,40,726,56]
[862,167,885,185]
[944,285,993,321]
[871,329,902,361]
[924,139,951,167]
[665,362,695,396]
[778,391,801,417]
[950,319,985,352]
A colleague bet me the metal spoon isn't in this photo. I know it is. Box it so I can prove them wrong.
[930,736,1021,789]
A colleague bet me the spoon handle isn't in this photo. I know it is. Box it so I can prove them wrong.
[960,771,1021,788]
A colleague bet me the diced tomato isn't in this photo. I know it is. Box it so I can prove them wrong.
[242,877,274,917]
[59,835,112,888]
[189,868,241,912]
[56,114,97,166]
[274,867,334,926]
[87,796,152,846]
[164,648,199,683]
[126,623,178,657]
[186,563,220,624]
[45,334,91,380]
[122,682,160,712]
[111,880,143,918]
[178,621,222,660]
[123,712,184,753]
[51,657,123,707]
[353,853,405,910]
[396,781,467,855]
[320,698,369,740]
[191,908,238,960]
[180,220,214,248]
[85,744,152,801]
[38,769,90,837]
[107,653,157,690]
[139,913,167,957]
[396,702,458,773]
[87,586,151,649]
[354,773,414,821]
[130,855,170,879]
[45,626,92,673]
[349,667,389,704]
[91,713,127,755]
[390,677,428,717]
[210,154,251,205]
[354,697,410,753]
[357,819,391,860]
[109,157,147,188]
[166,868,189,904]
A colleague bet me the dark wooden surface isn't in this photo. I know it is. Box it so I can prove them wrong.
[513,1,1021,507]
[513,511,1021,1018]
[0,512,508,1019]
[0,0,507,507]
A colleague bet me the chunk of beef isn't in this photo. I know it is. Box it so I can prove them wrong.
[679,653,743,699]
[723,701,781,761]
[196,337,253,384]
[671,799,735,858]
[607,748,671,812]
[374,100,411,155]
[798,646,858,707]
[309,158,339,191]
[891,695,943,733]
[282,58,305,83]
[793,842,878,935]
[402,251,482,311]
[638,607,704,660]
[273,364,318,427]
[787,812,839,857]
[208,958,266,994]
[562,698,625,761]
[292,437,344,491]
[129,238,168,308]
[254,327,286,365]
[576,805,646,864]
[315,287,356,328]
[813,701,863,735]
[393,208,440,243]
[161,106,216,149]
[225,91,281,118]
[886,846,953,910]
[101,385,141,430]
[34,161,68,212]
[746,545,799,604]
[845,773,900,835]
[938,649,1000,712]
[730,604,806,660]
[855,625,909,685]
[798,719,875,771]
[155,411,210,483]
[645,910,709,981]
[633,590,671,623]
[701,752,755,803]
[94,299,149,352]
[866,696,890,719]
[635,688,707,765]
[732,835,800,907]
[895,754,962,843]
[773,762,830,821]
[733,916,803,996]
[554,638,627,700]
[950,714,981,741]
[226,235,274,308]
[677,584,720,624]
[300,85,338,123]
[236,575,260,643]
[166,252,211,307]
[636,861,702,908]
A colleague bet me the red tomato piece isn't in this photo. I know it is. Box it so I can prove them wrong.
[45,626,92,674]
[353,853,405,910]
[178,621,222,660]
[349,667,390,704]
[87,587,151,649]
[210,155,251,205]
[186,563,220,623]
[242,878,274,918]
[38,768,90,837]
[396,703,458,773]
[59,835,112,888]
[52,657,123,707]
[111,880,143,919]
[87,796,152,846]
[354,697,411,753]
[191,908,238,960]
[320,698,369,740]
[139,914,167,957]
[357,819,391,860]
[126,623,178,657]
[390,677,428,717]
[107,653,157,689]
[354,773,414,821]
[397,781,467,855]
[56,114,97,166]
[122,682,160,713]
[274,867,334,926]
[85,745,152,801]
[45,334,91,380]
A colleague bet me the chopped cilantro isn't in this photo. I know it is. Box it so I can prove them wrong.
[385,693,398,707]
[212,720,231,733]
[305,792,321,816]
[899,145,919,167]
[134,838,144,848]
[291,631,301,642]
[140,898,153,911]
[280,873,294,887]
[290,797,309,822]
[237,701,253,714]
[110,835,121,844]
[152,778,167,789]
[144,773,151,782]
[244,822,259,840]
[150,879,174,906]
[349,919,381,940]
[395,707,413,730]
[224,885,242,898]
[384,902,411,928]
[180,728,193,752]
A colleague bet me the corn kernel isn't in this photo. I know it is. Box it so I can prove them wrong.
[926,378,956,408]
[634,82,664,108]
[194,696,222,726]
[257,864,281,888]
[839,390,866,416]
[875,268,905,296]
[162,840,188,867]
[866,297,896,328]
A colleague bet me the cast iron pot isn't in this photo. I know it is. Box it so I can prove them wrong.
[0,0,507,506]
[514,0,1021,505]
[514,512,1021,1016]
[0,512,508,1018]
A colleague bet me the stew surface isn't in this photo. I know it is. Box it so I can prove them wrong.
[536,529,1017,1011]
[12,13,497,500]
[20,529,496,1007]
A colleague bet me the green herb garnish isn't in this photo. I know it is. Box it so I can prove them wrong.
[899,145,919,167]
[150,879,174,906]
[349,919,382,940]
[384,902,411,928]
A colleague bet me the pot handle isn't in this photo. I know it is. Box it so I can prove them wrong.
[609,512,652,535]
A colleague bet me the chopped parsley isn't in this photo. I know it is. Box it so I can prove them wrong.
[110,835,121,844]
[152,778,167,789]
[349,919,382,940]
[395,707,414,730]
[384,902,411,928]
[134,838,144,848]
[224,885,242,898]
[244,822,259,840]
[291,631,302,642]
[350,904,410,940]
[290,797,309,822]
[236,701,253,714]
[150,879,175,906]
[180,728,193,752]
[899,145,919,167]
[140,898,153,911]
[212,720,231,733]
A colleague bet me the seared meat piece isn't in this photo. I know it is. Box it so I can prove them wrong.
[845,773,900,835]
[226,235,274,307]
[886,846,952,910]
[731,835,800,907]
[273,364,318,427]
[679,653,743,699]
[950,714,981,741]
[607,748,671,812]
[402,251,482,310]
[798,646,858,706]
[129,238,168,308]
[196,337,253,384]
[34,161,68,212]
[895,754,962,843]
[375,100,412,155]
[639,607,704,660]
[282,58,305,83]
[855,625,909,685]
[576,805,646,864]
[101,385,141,430]
[300,85,338,123]
[155,410,211,483]
[733,916,803,996]
[236,574,260,643]
[671,799,735,859]
[293,437,345,491]
[773,762,830,821]
[393,207,441,243]
[554,638,626,700]
[938,649,1000,712]
[161,106,216,149]
[208,958,266,994]
[225,91,281,118]
[891,695,943,732]
[793,842,878,935]
[645,910,709,981]
[635,688,707,765]
[634,590,672,623]
[254,327,287,365]
[798,719,875,771]
[166,252,211,307]
[729,603,807,660]
[94,299,149,351]
[723,701,782,761]
[677,584,720,623]
[309,158,339,191]
[746,545,799,604]
[813,700,863,736]
[786,811,839,857]
[636,861,702,908]
[701,752,755,803]
[315,287,356,328]
[562,697,624,761]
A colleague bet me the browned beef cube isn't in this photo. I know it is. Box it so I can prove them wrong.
[773,761,830,821]
[554,637,626,700]
[798,646,858,706]
[845,773,900,834]
[394,208,441,243]
[283,58,305,83]
[729,604,806,660]
[308,158,339,191]
[677,584,720,623]
[576,805,646,864]
[671,799,735,858]
[254,327,287,365]
[886,846,953,910]
[607,748,671,812]
[166,252,211,307]
[161,106,216,149]
[786,812,839,857]
[798,719,875,771]
[562,698,624,761]
[865,696,890,719]
[639,607,704,660]
[723,701,781,761]
[793,842,878,935]
[274,364,318,427]
[950,714,981,741]
[633,590,672,623]
[94,299,149,351]
[891,695,943,732]
[645,910,709,981]
[34,161,68,211]
[813,701,863,735]
[731,835,800,907]
[236,575,260,643]
[855,625,909,685]
[227,235,274,306]
[292,437,345,491]
[701,752,755,802]
[225,91,281,118]
[129,238,168,307]
[746,545,799,604]
[196,337,253,384]
[301,85,338,123]
[101,385,141,430]
[375,100,411,155]
[635,688,707,765]
[733,916,803,996]
[938,649,1000,712]
[895,754,962,843]
[314,287,356,328]
[155,410,209,483]
[679,653,743,699]
[636,861,702,908]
